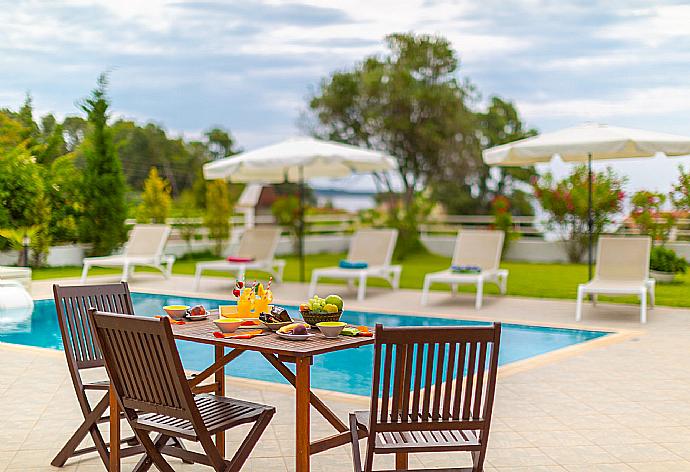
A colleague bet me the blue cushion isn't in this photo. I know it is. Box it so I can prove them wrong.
[339,260,369,270]
[451,265,481,274]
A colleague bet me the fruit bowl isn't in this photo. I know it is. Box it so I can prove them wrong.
[163,305,190,320]
[213,318,243,333]
[300,310,342,327]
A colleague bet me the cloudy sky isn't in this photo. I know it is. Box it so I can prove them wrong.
[4,0,690,193]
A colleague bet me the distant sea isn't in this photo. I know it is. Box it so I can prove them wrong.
[313,188,376,212]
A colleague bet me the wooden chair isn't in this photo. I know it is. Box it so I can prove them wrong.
[51,283,201,468]
[88,309,276,472]
[51,282,143,467]
[350,323,502,472]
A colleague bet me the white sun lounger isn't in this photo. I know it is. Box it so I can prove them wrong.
[81,224,175,283]
[576,235,654,323]
[309,229,401,301]
[194,227,285,289]
[421,230,508,309]
[0,266,32,290]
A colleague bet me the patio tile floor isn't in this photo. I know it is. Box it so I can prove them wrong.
[1,273,690,470]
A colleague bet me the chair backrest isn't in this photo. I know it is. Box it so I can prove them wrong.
[88,310,197,422]
[123,224,171,258]
[347,229,398,267]
[451,230,505,271]
[368,323,501,435]
[236,226,282,261]
[53,283,134,370]
[595,235,651,281]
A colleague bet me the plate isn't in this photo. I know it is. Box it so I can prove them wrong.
[276,332,315,341]
[186,314,209,321]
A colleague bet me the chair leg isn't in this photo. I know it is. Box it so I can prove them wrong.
[349,414,363,472]
[121,262,130,282]
[197,429,227,472]
[648,280,655,308]
[451,283,458,296]
[132,433,167,472]
[80,262,90,283]
[51,393,110,467]
[357,273,367,301]
[421,277,431,305]
[194,266,203,290]
[640,287,647,324]
[392,267,401,290]
[472,448,488,472]
[499,272,508,294]
[134,430,176,472]
[475,277,484,310]
[575,286,584,322]
[592,294,597,306]
[309,272,318,297]
[227,408,275,472]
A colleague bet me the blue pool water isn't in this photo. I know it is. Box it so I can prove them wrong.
[0,292,607,396]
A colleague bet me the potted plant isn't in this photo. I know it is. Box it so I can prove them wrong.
[650,246,688,283]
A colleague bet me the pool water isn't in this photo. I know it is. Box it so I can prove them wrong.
[0,292,607,396]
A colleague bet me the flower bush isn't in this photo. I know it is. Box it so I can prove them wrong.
[532,165,626,263]
[490,195,515,252]
[630,190,676,244]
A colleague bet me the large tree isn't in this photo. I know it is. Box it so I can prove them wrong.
[434,96,537,215]
[79,73,127,255]
[308,33,482,256]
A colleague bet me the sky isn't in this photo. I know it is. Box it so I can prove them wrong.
[3,0,690,196]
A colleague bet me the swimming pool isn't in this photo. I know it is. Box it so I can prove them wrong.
[0,292,607,396]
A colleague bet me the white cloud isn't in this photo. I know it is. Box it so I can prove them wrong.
[518,86,690,121]
[599,4,690,47]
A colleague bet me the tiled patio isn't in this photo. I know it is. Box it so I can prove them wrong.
[3,273,690,471]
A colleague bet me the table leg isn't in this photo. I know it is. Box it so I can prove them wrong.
[396,452,408,470]
[296,356,311,472]
[109,386,120,472]
[214,345,226,458]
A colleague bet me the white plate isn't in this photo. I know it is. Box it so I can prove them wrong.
[186,314,209,321]
[276,332,315,341]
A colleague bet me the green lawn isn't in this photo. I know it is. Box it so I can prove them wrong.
[31,252,690,307]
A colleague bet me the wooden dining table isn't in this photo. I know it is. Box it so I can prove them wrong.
[109,315,374,472]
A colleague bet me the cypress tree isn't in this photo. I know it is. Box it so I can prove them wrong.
[79,73,127,255]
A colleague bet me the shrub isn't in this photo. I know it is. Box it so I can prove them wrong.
[136,167,172,224]
[204,180,232,256]
[0,146,52,265]
[650,246,687,274]
[533,165,626,263]
[271,195,302,253]
[46,154,82,243]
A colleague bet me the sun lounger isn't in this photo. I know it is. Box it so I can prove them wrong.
[309,229,401,301]
[194,226,285,289]
[421,230,508,309]
[80,224,175,282]
[576,235,654,323]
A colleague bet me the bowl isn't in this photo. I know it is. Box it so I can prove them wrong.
[163,305,190,320]
[213,318,243,333]
[300,310,342,327]
[316,321,347,338]
[264,320,294,332]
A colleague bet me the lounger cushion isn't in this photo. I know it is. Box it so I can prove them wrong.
[339,260,369,269]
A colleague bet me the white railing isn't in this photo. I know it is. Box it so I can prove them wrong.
[127,212,541,245]
[419,215,541,237]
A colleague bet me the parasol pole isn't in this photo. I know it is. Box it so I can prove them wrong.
[298,165,305,282]
[587,152,593,281]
